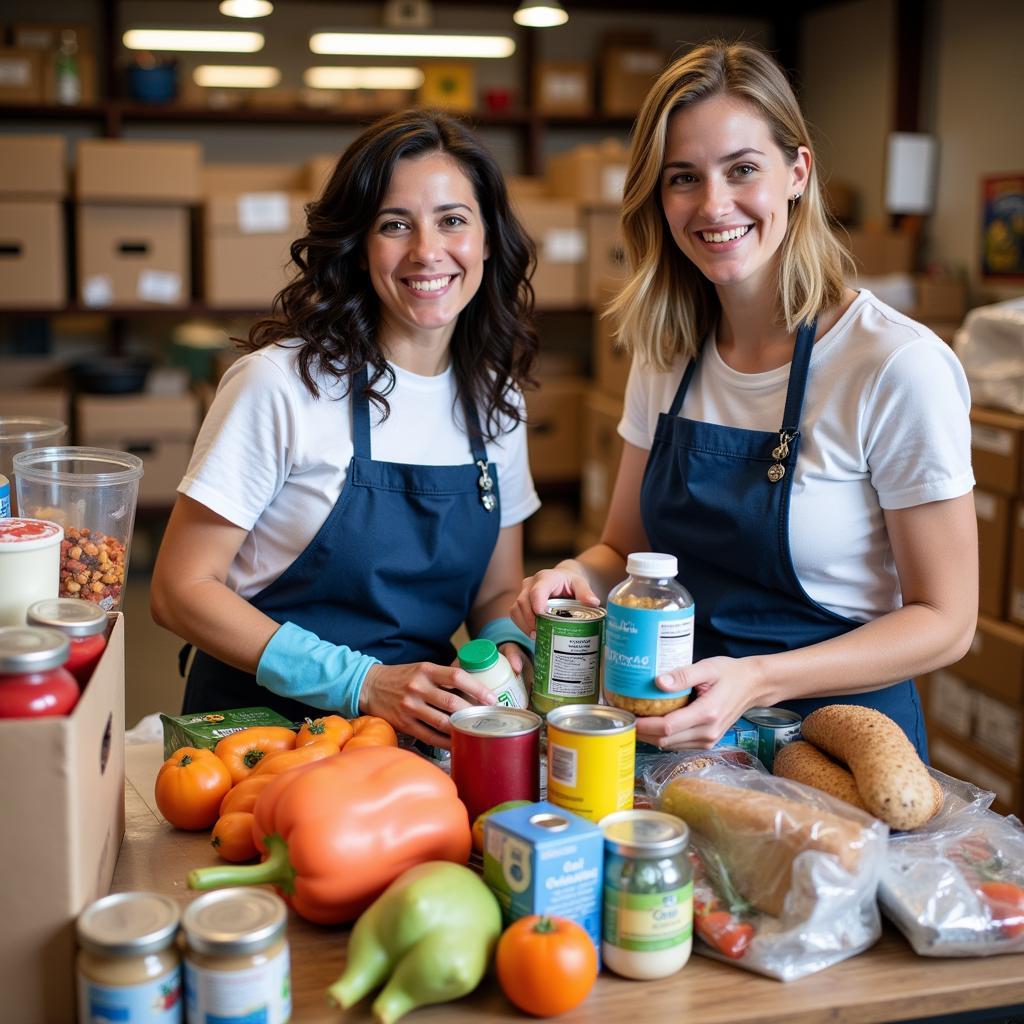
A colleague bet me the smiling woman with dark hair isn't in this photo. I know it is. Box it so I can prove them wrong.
[151,109,540,748]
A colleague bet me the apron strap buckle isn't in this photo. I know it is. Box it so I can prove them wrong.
[768,429,797,483]
[476,459,497,511]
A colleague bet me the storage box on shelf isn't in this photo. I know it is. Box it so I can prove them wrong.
[534,60,593,116]
[417,61,475,112]
[843,228,917,276]
[510,189,585,309]
[599,42,666,116]
[583,206,627,306]
[0,356,69,421]
[975,490,1012,619]
[547,139,629,206]
[591,281,629,399]
[926,719,1020,816]
[581,388,624,535]
[0,47,43,104]
[525,376,586,482]
[76,391,201,506]
[970,406,1024,496]
[951,615,1024,707]
[0,613,125,1024]
[12,21,98,105]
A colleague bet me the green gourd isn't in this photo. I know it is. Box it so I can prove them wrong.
[326,860,502,1024]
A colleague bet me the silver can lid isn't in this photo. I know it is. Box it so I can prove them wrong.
[541,599,606,623]
[0,626,70,673]
[27,598,107,638]
[77,892,181,958]
[183,887,287,957]
[601,810,689,857]
[546,703,635,734]
[450,705,541,737]
[744,706,803,728]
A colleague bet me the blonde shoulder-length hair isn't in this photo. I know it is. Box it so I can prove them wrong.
[608,39,853,370]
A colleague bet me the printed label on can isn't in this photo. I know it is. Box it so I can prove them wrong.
[604,603,695,700]
[546,720,635,823]
[79,967,183,1023]
[603,882,694,952]
[184,947,290,1024]
[533,605,604,712]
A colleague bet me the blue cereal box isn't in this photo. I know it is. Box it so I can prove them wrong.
[483,801,603,958]
[717,716,758,757]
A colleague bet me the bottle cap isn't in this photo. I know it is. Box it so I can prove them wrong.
[458,638,499,672]
[626,552,678,578]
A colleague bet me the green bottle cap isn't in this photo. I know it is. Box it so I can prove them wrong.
[458,638,499,672]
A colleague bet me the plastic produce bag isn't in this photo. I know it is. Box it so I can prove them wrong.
[881,767,1024,956]
[954,298,1024,414]
[652,760,887,980]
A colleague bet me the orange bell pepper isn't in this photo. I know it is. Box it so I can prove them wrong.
[214,726,296,784]
[219,774,275,817]
[345,715,398,751]
[187,746,471,924]
[250,738,338,777]
[296,714,353,749]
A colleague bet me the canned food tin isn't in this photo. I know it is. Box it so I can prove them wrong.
[450,706,542,824]
[546,704,635,823]
[532,600,605,716]
[745,706,802,771]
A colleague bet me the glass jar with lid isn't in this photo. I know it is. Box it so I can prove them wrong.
[182,887,291,1024]
[600,809,693,979]
[0,625,78,718]
[27,597,108,685]
[76,891,183,1023]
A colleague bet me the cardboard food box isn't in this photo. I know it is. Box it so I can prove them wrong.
[1009,501,1024,626]
[201,162,305,195]
[951,615,1024,706]
[417,61,475,112]
[919,668,976,740]
[159,706,296,759]
[76,139,202,204]
[843,229,917,276]
[583,205,626,306]
[582,388,624,533]
[970,406,1024,496]
[76,392,201,506]
[0,613,125,1024]
[534,60,592,116]
[525,377,586,482]
[0,47,43,103]
[547,140,629,205]
[915,276,968,323]
[510,194,584,309]
[974,490,1012,619]
[305,154,338,198]
[0,135,66,197]
[592,280,629,399]
[928,723,1019,816]
[0,201,66,308]
[77,204,191,309]
[0,356,69,424]
[599,44,665,116]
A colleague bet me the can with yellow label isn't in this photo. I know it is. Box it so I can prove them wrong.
[546,704,635,823]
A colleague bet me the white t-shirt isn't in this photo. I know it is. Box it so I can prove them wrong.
[181,342,540,599]
[620,290,975,622]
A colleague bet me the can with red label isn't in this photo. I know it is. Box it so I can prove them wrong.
[449,706,542,824]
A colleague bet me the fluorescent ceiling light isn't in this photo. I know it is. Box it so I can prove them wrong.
[309,32,515,59]
[219,0,274,16]
[194,65,280,88]
[304,67,425,90]
[123,29,264,53]
[513,1,569,28]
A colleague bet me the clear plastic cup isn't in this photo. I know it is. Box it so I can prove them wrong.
[12,447,144,613]
[0,418,68,515]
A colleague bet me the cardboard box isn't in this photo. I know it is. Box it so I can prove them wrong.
[0,201,66,308]
[583,205,626,306]
[592,281,630,400]
[160,706,296,759]
[0,135,66,197]
[920,668,976,739]
[951,615,1024,706]
[547,140,629,205]
[202,190,307,309]
[971,406,1024,496]
[305,155,337,197]
[417,62,475,112]
[581,388,624,532]
[1009,501,1024,626]
[973,688,1022,771]
[77,204,190,309]
[915,276,968,323]
[844,229,917,276]
[77,392,201,506]
[599,44,665,116]
[12,22,94,53]
[525,377,586,482]
[0,385,68,422]
[974,490,1012,619]
[0,613,125,1024]
[0,47,43,103]
[76,140,202,204]
[534,60,592,115]
[928,724,1019,815]
[511,195,584,308]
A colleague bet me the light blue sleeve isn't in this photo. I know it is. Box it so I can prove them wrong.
[477,616,535,660]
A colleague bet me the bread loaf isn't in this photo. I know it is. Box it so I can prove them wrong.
[801,705,941,830]
[773,741,869,812]
[660,774,866,916]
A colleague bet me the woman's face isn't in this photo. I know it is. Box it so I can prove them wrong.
[366,151,488,351]
[659,93,809,298]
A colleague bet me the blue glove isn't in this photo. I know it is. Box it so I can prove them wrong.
[477,616,535,660]
[256,621,380,719]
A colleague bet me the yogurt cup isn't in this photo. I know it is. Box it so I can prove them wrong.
[0,518,63,626]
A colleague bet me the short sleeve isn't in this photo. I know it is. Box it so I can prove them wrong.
[864,338,975,509]
[497,388,541,527]
[618,358,659,450]
[179,353,299,529]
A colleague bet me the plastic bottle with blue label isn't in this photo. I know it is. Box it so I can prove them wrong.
[603,552,695,716]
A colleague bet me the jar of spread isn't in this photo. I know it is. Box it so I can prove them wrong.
[77,891,183,1024]
[182,887,291,1024]
[457,638,529,708]
[0,517,62,626]
[600,809,693,980]
[0,625,79,718]
[27,597,108,685]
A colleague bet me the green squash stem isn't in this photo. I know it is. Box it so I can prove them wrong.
[188,833,296,893]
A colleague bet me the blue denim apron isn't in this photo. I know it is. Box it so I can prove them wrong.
[640,320,927,758]
[182,365,501,720]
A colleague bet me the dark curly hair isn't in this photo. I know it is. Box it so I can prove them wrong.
[243,108,538,441]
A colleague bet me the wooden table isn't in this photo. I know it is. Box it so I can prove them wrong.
[115,743,1024,1024]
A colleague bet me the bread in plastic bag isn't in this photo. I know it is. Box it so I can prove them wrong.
[881,767,1024,956]
[652,760,887,980]
[953,297,1024,414]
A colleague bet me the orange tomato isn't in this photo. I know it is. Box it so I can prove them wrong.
[978,881,1024,938]
[155,747,233,831]
[214,726,297,785]
[344,715,398,751]
[496,915,597,1017]
[219,774,276,817]
[296,715,353,749]
[250,738,338,777]
[211,811,259,863]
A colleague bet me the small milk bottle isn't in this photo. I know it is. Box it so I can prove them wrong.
[603,552,695,716]
[457,638,529,709]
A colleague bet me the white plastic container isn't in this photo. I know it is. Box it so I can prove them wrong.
[0,518,63,626]
[457,638,529,708]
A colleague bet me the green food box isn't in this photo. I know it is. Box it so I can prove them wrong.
[160,706,296,759]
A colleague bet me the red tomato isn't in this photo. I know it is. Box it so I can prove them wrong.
[977,881,1024,938]
[696,909,754,959]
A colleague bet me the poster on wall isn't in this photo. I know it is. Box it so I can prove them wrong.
[981,174,1024,280]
